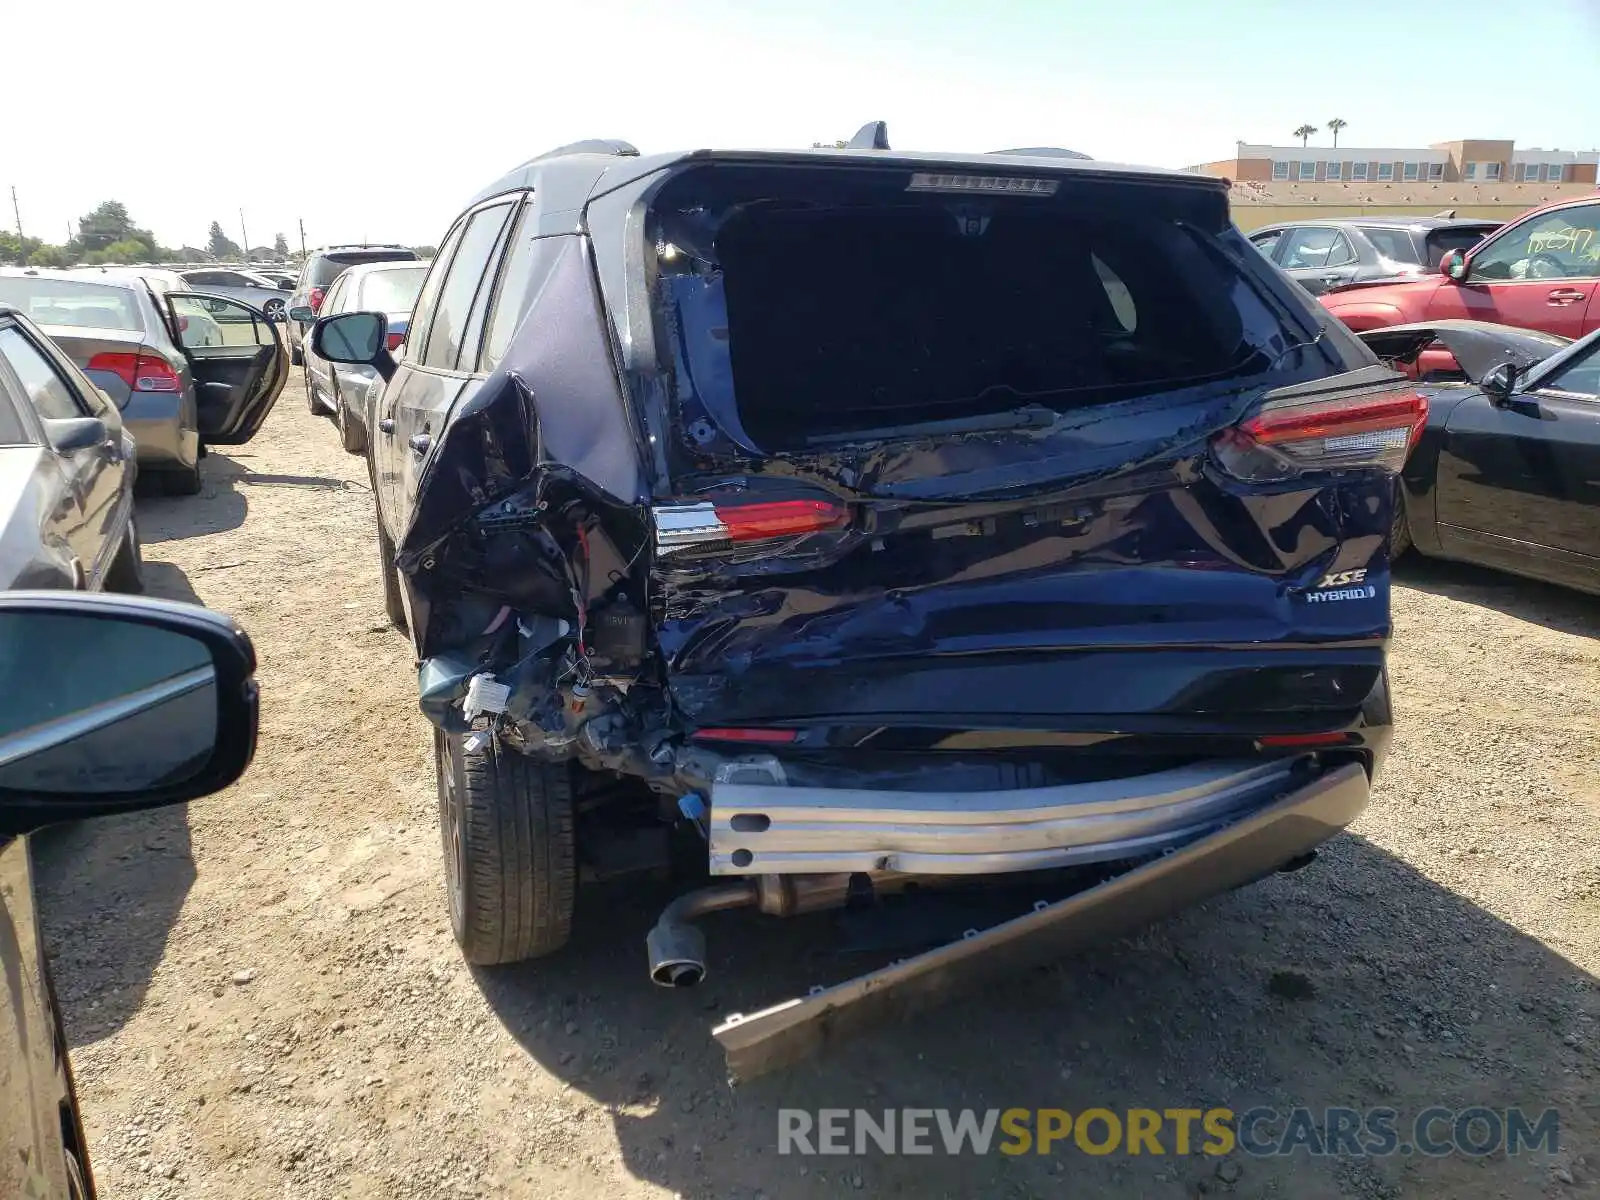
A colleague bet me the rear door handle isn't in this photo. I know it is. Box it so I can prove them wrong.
[1547,288,1586,305]
[378,418,395,435]
[407,433,431,456]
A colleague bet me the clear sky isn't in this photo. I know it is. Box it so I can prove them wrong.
[5,0,1597,252]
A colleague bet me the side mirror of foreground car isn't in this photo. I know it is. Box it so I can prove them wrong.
[1482,361,1519,406]
[312,310,397,382]
[1439,249,1469,282]
[0,592,259,835]
[43,416,110,454]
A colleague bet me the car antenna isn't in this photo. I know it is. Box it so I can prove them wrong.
[845,121,890,150]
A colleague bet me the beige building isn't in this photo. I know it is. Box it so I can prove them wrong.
[1187,137,1598,230]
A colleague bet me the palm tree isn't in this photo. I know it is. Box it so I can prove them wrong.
[1327,118,1348,148]
[1293,124,1318,147]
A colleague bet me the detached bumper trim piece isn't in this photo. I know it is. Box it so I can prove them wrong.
[709,758,1296,875]
[712,761,1369,1082]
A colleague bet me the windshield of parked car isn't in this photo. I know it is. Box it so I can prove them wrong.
[0,278,143,332]
[358,266,427,314]
[1471,208,1600,280]
[1426,226,1497,271]
[653,167,1298,449]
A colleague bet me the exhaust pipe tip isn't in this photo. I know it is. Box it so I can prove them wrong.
[646,920,709,988]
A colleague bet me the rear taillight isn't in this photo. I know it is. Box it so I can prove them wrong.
[652,497,849,555]
[386,332,404,351]
[309,287,326,313]
[691,727,801,744]
[1213,388,1427,481]
[87,350,181,394]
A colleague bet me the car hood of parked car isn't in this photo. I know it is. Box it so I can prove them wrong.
[1356,320,1571,384]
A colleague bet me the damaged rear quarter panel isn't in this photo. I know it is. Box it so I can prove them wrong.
[397,231,649,656]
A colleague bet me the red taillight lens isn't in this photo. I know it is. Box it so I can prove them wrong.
[718,499,847,541]
[87,351,181,393]
[691,727,801,744]
[386,332,404,351]
[309,287,326,313]
[1214,388,1427,481]
[1258,732,1353,748]
[653,497,849,555]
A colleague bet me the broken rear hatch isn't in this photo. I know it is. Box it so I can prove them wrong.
[643,160,1413,740]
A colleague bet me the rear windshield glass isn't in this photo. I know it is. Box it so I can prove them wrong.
[652,169,1296,450]
[1425,226,1497,271]
[0,278,143,332]
[358,266,428,313]
[1360,227,1422,265]
[310,250,418,287]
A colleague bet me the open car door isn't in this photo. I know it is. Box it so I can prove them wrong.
[163,293,288,445]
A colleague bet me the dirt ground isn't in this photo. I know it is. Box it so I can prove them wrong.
[31,373,1600,1199]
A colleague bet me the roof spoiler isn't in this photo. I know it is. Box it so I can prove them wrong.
[990,147,1093,160]
[530,138,640,164]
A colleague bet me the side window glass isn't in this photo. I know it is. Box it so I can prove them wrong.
[0,327,85,420]
[1324,232,1357,268]
[457,203,522,372]
[1279,227,1342,270]
[481,205,543,371]
[322,276,349,315]
[421,203,513,371]
[407,222,467,364]
[1537,344,1600,398]
[1472,206,1600,282]
[1250,230,1283,259]
[168,296,274,349]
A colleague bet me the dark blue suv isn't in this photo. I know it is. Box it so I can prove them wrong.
[314,133,1412,1076]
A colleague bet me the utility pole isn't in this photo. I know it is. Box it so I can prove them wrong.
[239,208,250,262]
[9,186,21,242]
[298,218,307,259]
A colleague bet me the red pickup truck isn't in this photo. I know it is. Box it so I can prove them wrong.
[1320,194,1600,339]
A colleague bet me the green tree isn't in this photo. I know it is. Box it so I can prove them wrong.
[0,231,44,265]
[408,245,438,259]
[207,221,241,259]
[27,245,71,268]
[77,200,137,251]
[1326,118,1348,148]
[273,232,289,257]
[1293,123,1318,147]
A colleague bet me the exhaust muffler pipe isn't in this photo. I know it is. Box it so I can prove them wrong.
[646,882,758,987]
[646,873,930,987]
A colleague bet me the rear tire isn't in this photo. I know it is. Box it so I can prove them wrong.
[304,366,321,415]
[370,458,408,633]
[337,386,366,455]
[1391,486,1414,560]
[436,730,576,965]
[290,341,303,367]
[104,516,144,593]
[161,461,203,497]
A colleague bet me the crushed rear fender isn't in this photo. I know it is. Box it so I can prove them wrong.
[711,761,1368,1081]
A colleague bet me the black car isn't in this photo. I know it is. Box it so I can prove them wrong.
[0,591,260,1199]
[1360,320,1600,594]
[286,245,419,366]
[0,305,141,592]
[316,131,1413,1076]
[1248,217,1500,295]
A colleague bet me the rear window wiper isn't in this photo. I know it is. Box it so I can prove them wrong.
[803,402,1060,447]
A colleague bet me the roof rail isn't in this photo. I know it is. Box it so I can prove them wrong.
[990,147,1093,160]
[845,121,890,151]
[530,138,640,164]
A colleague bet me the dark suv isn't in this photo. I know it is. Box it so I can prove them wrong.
[286,245,418,365]
[315,133,1410,1076]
